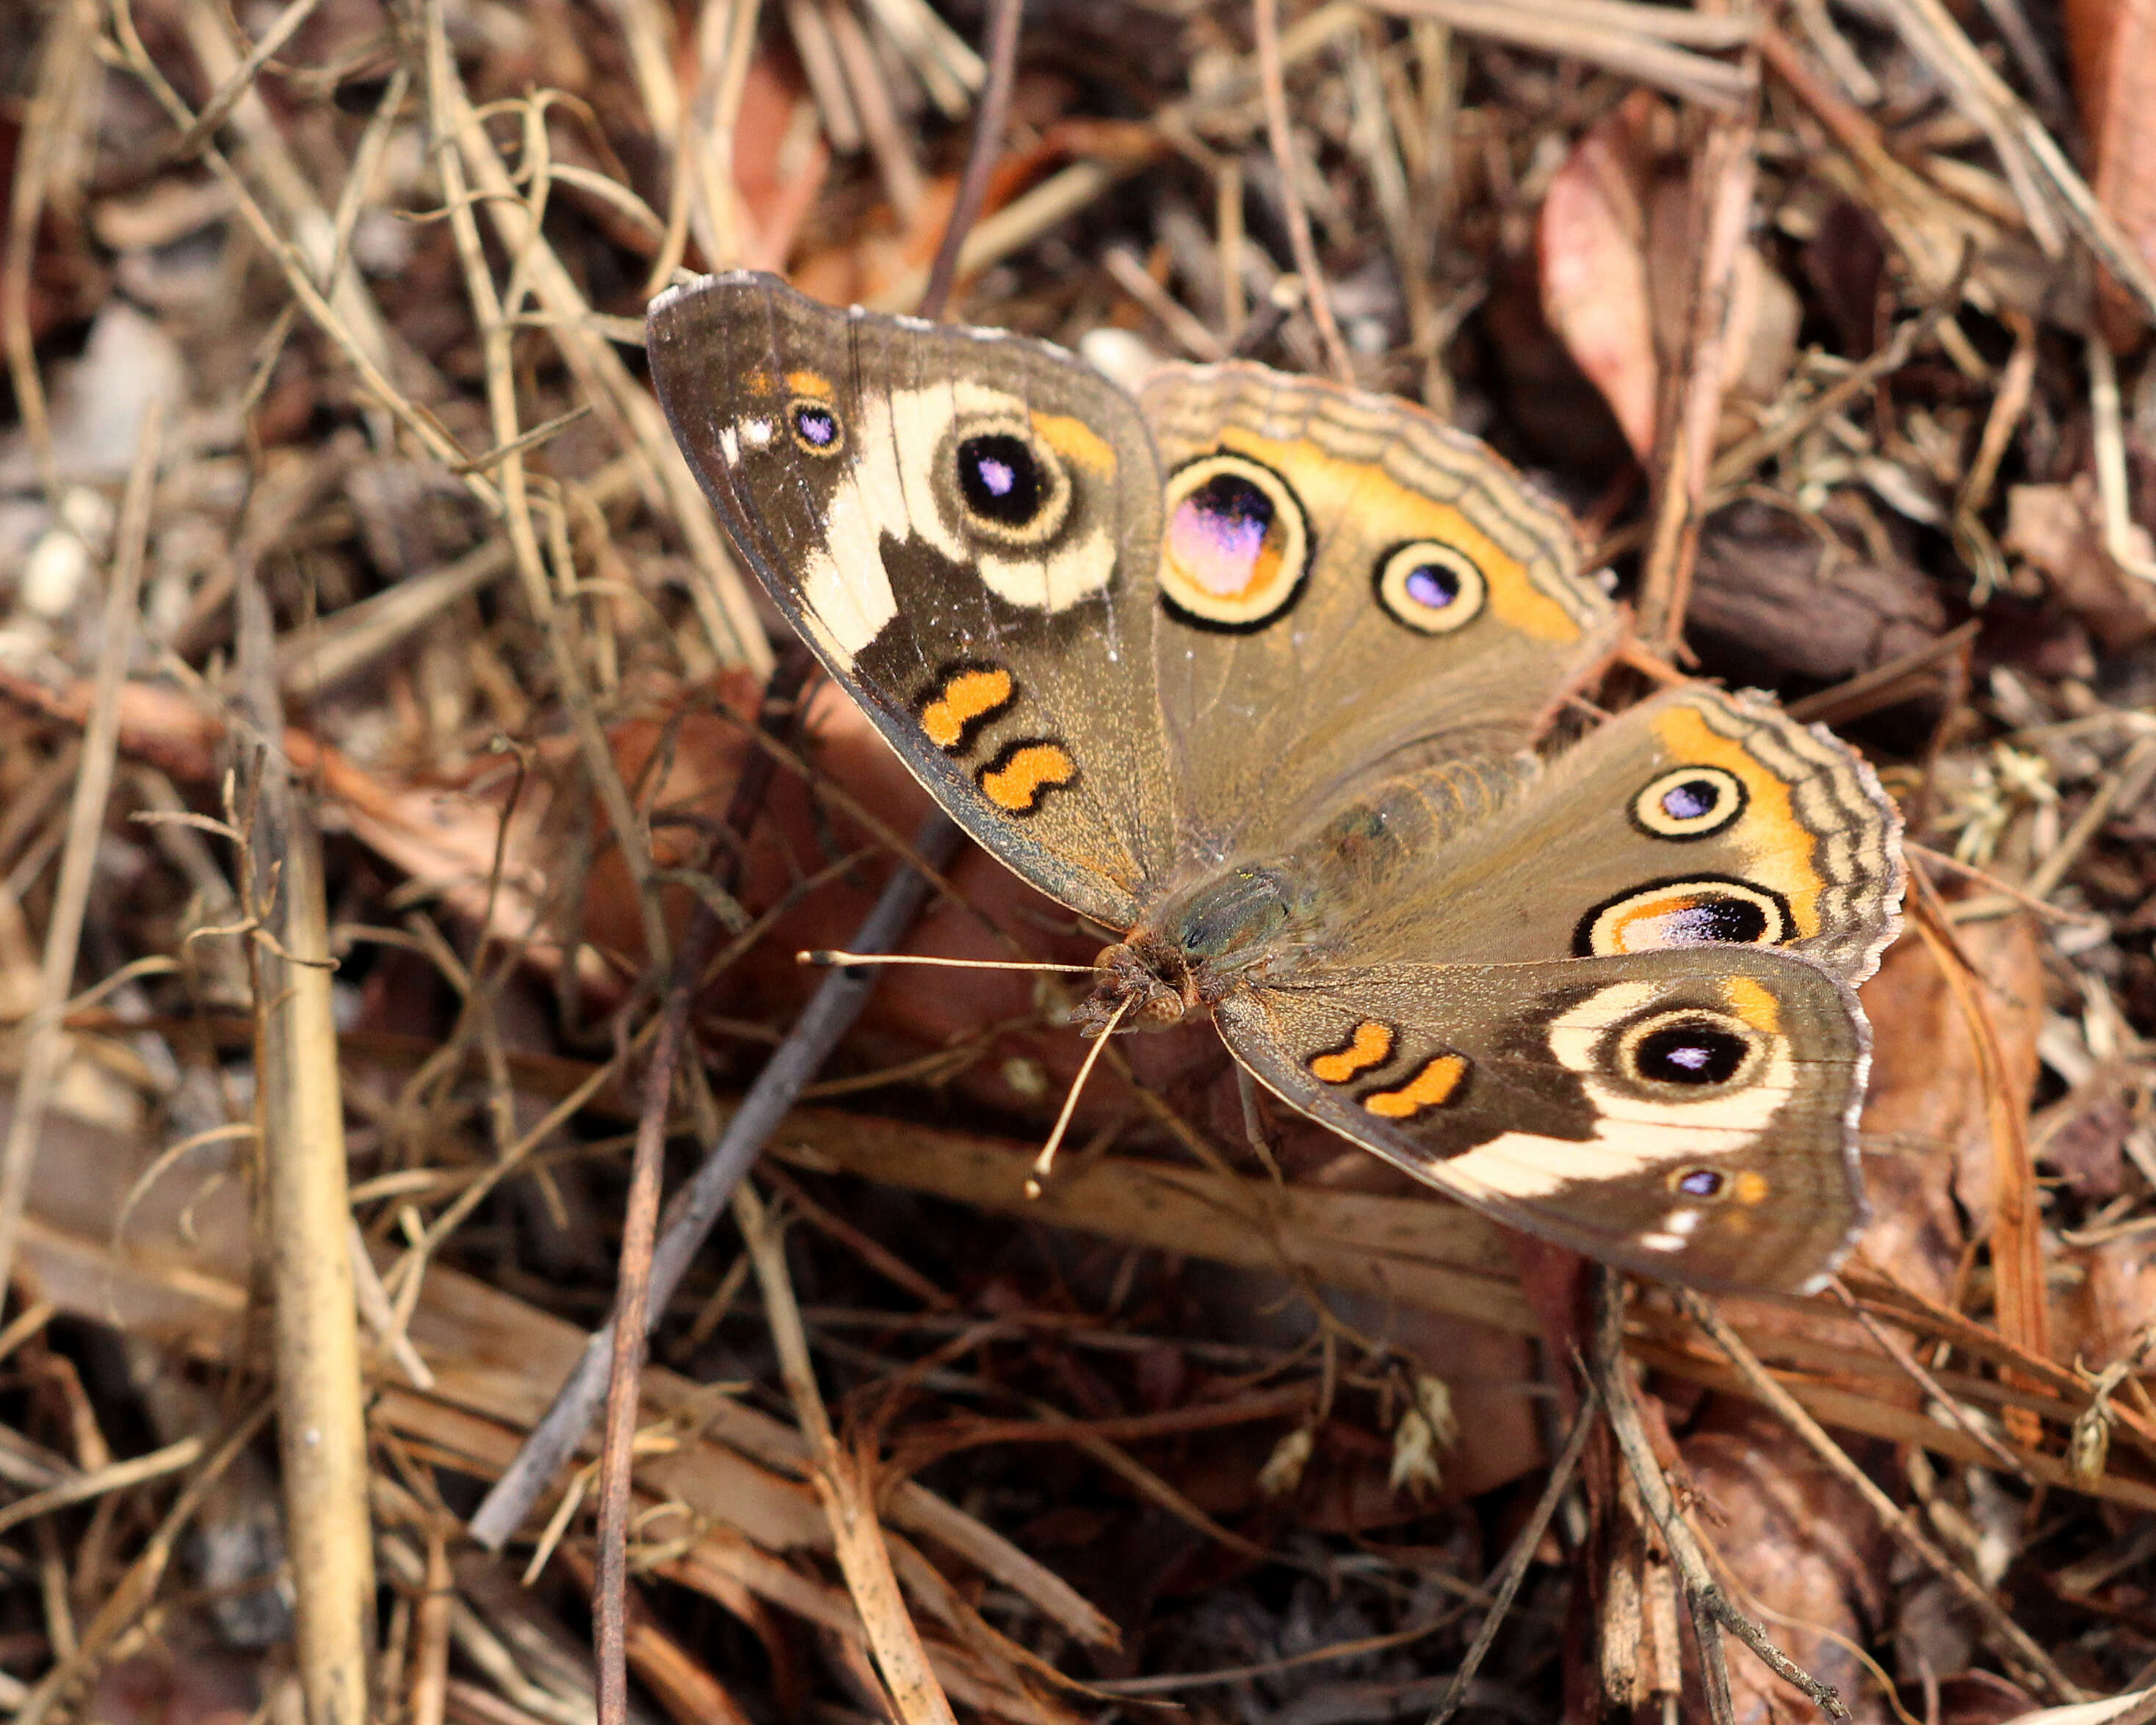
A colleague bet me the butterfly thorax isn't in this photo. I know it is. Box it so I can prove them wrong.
[1077,861,1323,1034]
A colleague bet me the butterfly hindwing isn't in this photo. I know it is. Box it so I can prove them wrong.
[649,272,1177,928]
[1311,684,1905,988]
[1218,944,1869,1292]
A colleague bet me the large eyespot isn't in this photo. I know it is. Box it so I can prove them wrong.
[945,420,1071,547]
[1574,875,1790,958]
[1374,541,1487,634]
[789,398,844,456]
[1617,1009,1761,1089]
[1632,766,1747,839]
[1158,453,1310,631]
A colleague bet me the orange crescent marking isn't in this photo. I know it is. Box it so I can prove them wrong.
[1363,1053,1469,1119]
[1309,1020,1395,1084]
[921,668,1015,751]
[980,743,1077,811]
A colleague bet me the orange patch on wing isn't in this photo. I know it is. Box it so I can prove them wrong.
[1309,1020,1395,1084]
[786,370,834,399]
[1032,410,1116,476]
[920,668,1015,751]
[1218,430,1582,643]
[1732,1171,1770,1205]
[1722,975,1781,1035]
[1651,704,1823,937]
[1362,1053,1469,1119]
[980,743,1077,812]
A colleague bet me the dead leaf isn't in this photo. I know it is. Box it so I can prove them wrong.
[1537,95,1661,460]
[2063,0,2156,343]
[2002,480,2156,653]
[1848,916,2046,1303]
[1682,1401,1896,1725]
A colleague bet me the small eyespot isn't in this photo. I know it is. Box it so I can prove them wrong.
[789,399,843,455]
[941,419,1071,547]
[1618,1010,1759,1089]
[1632,766,1747,839]
[1374,541,1487,634]
[1673,1168,1726,1198]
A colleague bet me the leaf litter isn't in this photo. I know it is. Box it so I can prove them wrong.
[2,0,2156,1721]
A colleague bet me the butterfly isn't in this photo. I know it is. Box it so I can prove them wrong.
[646,272,1905,1295]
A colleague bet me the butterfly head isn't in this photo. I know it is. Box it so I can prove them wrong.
[1075,863,1320,1036]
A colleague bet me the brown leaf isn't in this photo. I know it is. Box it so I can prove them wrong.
[2002,480,2156,653]
[2063,0,2156,342]
[1687,500,1949,690]
[1848,916,2047,1304]
[1537,95,1661,460]
[1682,1403,1897,1725]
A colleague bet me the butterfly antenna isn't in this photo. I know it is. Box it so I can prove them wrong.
[800,950,1095,974]
[1025,995,1135,1198]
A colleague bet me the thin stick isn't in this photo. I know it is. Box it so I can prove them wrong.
[168,0,330,159]
[1426,1378,1601,1725]
[1254,0,1356,384]
[1677,1288,2084,1702]
[1635,93,1757,653]
[1025,996,1134,1196]
[739,1185,958,1725]
[0,405,156,1300]
[803,950,1093,974]
[237,518,376,1725]
[1823,1278,2027,1477]
[1596,1274,1848,1721]
[594,911,717,1725]
[3,0,98,510]
[467,812,966,1549]
[919,0,1022,320]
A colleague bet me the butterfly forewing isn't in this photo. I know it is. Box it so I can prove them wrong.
[649,272,1179,929]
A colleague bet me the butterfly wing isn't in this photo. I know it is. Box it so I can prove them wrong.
[648,272,1176,929]
[1135,364,1616,861]
[1217,944,1868,1291]
[1312,684,1905,986]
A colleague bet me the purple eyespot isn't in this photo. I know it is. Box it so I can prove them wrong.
[1632,1022,1748,1085]
[1375,541,1486,634]
[957,433,1046,527]
[1633,766,1746,838]
[793,404,839,448]
[1661,778,1719,822]
[1403,565,1461,610]
[1676,1168,1725,1198]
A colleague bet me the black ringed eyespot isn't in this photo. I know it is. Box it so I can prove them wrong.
[788,397,844,456]
[1158,453,1311,632]
[941,419,1071,547]
[1632,765,1748,839]
[1573,874,1790,958]
[1374,541,1488,635]
[1617,1009,1760,1089]
[1673,1168,1726,1198]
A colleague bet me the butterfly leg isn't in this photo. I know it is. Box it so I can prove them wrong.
[1231,1063,1285,1183]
